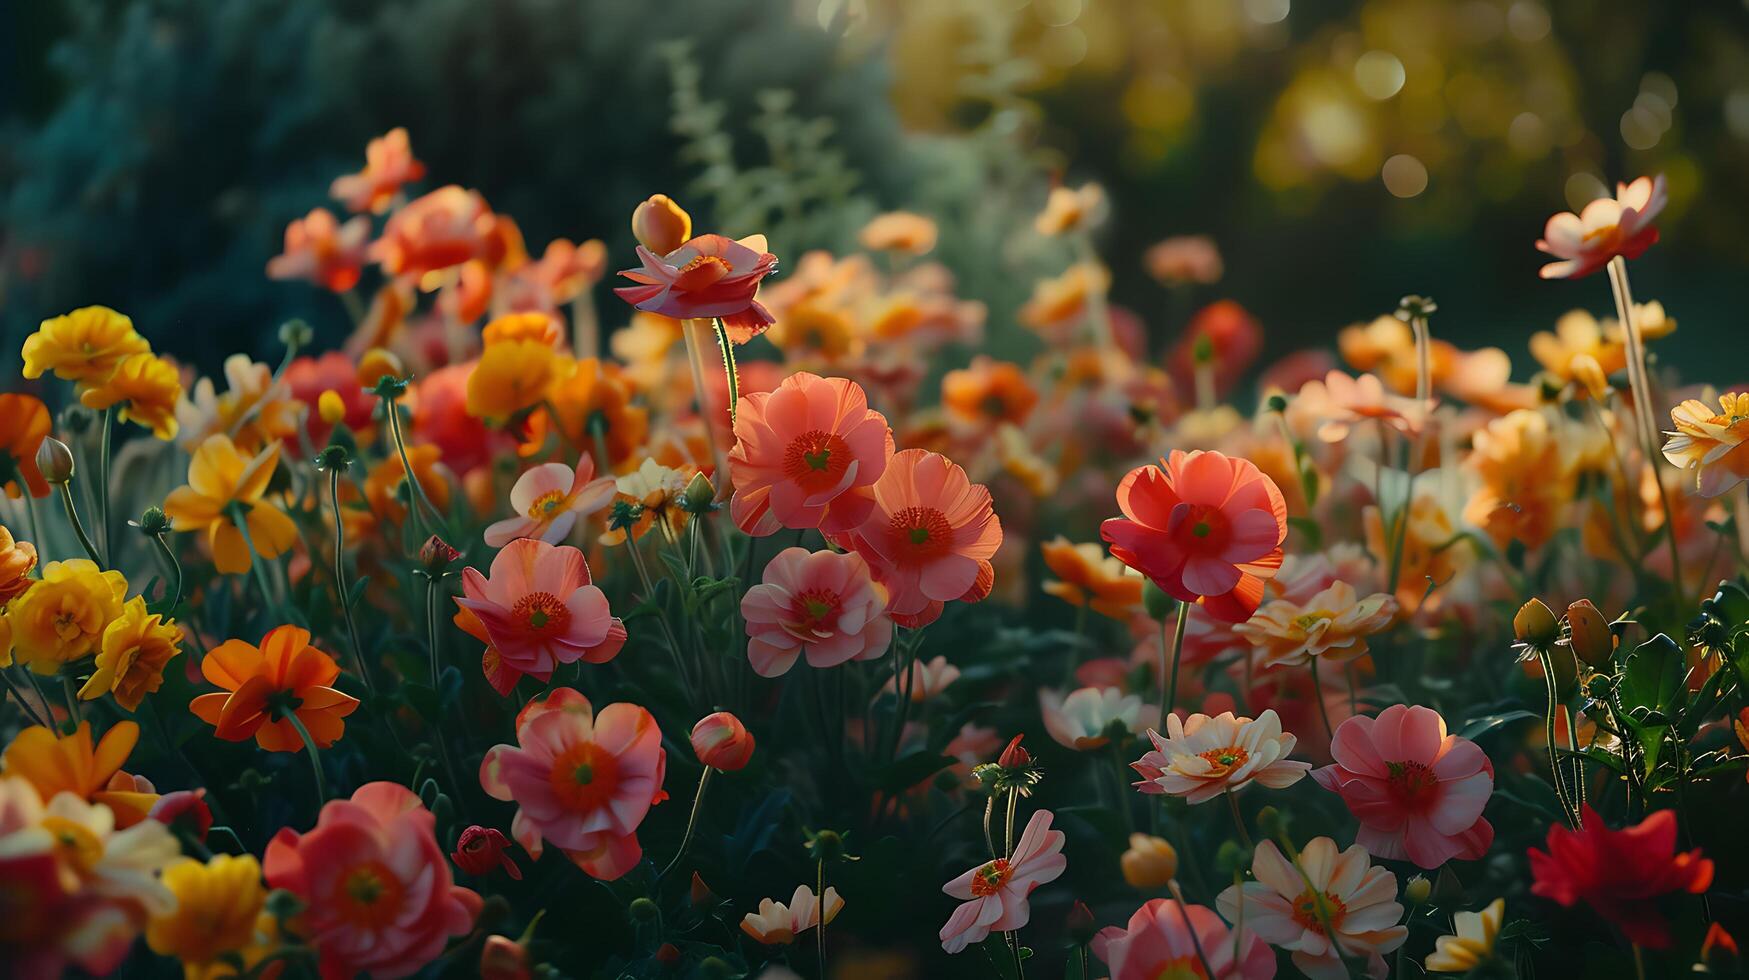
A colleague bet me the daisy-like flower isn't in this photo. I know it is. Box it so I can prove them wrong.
[1663,391,1749,497]
[456,538,626,688]
[478,689,666,880]
[1234,580,1398,670]
[190,626,360,753]
[1536,174,1667,280]
[1093,899,1276,980]
[1040,536,1145,621]
[21,305,149,385]
[1217,837,1408,980]
[266,207,371,292]
[614,233,779,341]
[939,808,1067,955]
[1039,687,1161,752]
[1424,898,1504,973]
[1528,804,1712,949]
[740,885,845,944]
[330,127,426,213]
[941,356,1039,430]
[1100,449,1287,623]
[78,352,184,441]
[728,371,894,536]
[1312,704,1494,868]
[742,547,892,677]
[1304,370,1427,442]
[484,456,617,547]
[1130,710,1310,804]
[162,434,296,575]
[1,721,158,827]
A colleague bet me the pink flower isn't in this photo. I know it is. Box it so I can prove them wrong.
[479,689,667,880]
[1094,899,1276,980]
[691,711,756,771]
[1217,837,1407,980]
[451,825,522,880]
[330,127,427,214]
[266,207,370,293]
[728,372,894,536]
[939,809,1067,954]
[840,448,1003,625]
[742,547,893,677]
[455,538,626,689]
[1312,704,1495,869]
[1101,450,1287,623]
[484,457,617,547]
[614,233,779,341]
[1131,710,1310,804]
[263,782,481,979]
[1536,174,1667,279]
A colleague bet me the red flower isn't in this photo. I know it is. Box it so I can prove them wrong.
[1528,805,1713,948]
[452,825,523,880]
[1167,300,1263,399]
[148,789,213,843]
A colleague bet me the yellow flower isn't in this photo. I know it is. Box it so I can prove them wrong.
[466,340,561,420]
[162,435,297,575]
[175,354,301,454]
[1034,183,1106,236]
[22,305,149,383]
[1424,898,1504,973]
[79,596,183,711]
[1120,833,1178,889]
[0,612,13,668]
[146,853,269,973]
[6,558,127,675]
[80,352,185,440]
[1663,391,1749,498]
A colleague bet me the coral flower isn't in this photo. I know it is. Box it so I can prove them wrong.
[941,356,1039,429]
[1424,898,1504,973]
[1312,704,1494,868]
[884,654,962,702]
[265,782,480,978]
[1234,580,1398,669]
[1130,710,1310,803]
[6,558,127,675]
[479,688,666,879]
[1,721,159,826]
[1528,804,1712,948]
[266,207,371,292]
[1018,263,1109,344]
[1536,174,1667,279]
[456,538,626,686]
[1039,687,1160,751]
[741,885,845,944]
[841,448,1002,625]
[1093,899,1276,980]
[1663,391,1749,497]
[284,350,376,443]
[1145,234,1224,286]
[466,338,562,420]
[485,456,616,547]
[860,211,938,254]
[728,371,894,536]
[939,808,1067,954]
[1101,450,1287,623]
[522,358,649,470]
[615,233,780,340]
[163,434,297,575]
[78,352,184,440]
[742,547,893,677]
[78,596,182,711]
[0,523,38,603]
[1167,300,1264,399]
[371,185,497,280]
[331,127,427,213]
[22,305,149,384]
[1034,183,1106,236]
[1040,536,1144,621]
[1217,837,1408,980]
[145,853,268,973]
[691,711,756,771]
[0,393,52,498]
[189,626,360,753]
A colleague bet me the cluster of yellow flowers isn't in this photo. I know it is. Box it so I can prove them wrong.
[24,306,184,442]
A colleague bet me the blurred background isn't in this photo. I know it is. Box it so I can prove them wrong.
[3,0,1747,385]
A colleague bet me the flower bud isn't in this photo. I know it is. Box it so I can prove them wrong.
[36,437,75,485]
[1514,598,1559,648]
[804,827,846,863]
[632,194,692,255]
[1404,875,1431,905]
[148,789,213,843]
[679,471,717,515]
[997,734,1031,769]
[1120,833,1178,889]
[1265,393,1289,414]
[479,935,531,980]
[420,535,462,575]
[690,711,755,771]
[689,871,716,906]
[318,389,348,427]
[314,444,353,473]
[1703,922,1740,974]
[134,506,172,536]
[1396,294,1438,320]
[371,374,410,400]
[1142,580,1175,621]
[1066,901,1097,945]
[278,318,314,352]
[1565,599,1614,667]
[357,347,405,390]
[629,896,660,922]
[451,825,522,879]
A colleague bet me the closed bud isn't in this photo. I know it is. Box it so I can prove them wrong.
[36,437,75,484]
[1396,294,1438,320]
[371,374,410,400]
[631,194,692,255]
[1404,875,1431,905]
[804,828,845,863]
[680,471,717,515]
[628,897,660,922]
[278,318,314,351]
[1066,901,1098,945]
[689,871,716,906]
[690,711,755,771]
[479,935,531,980]
[314,444,353,473]
[318,389,348,426]
[1120,833,1178,889]
[1514,598,1559,648]
[998,734,1031,769]
[134,506,171,536]
[1142,580,1175,621]
[357,347,405,390]
[1565,599,1614,667]
[420,535,462,574]
[1265,393,1289,414]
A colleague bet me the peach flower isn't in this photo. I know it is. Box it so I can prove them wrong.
[614,233,779,341]
[483,457,617,547]
[860,211,938,254]
[1663,391,1749,497]
[742,547,893,677]
[1040,536,1144,621]
[882,655,961,702]
[1130,709,1310,804]
[1304,371,1426,442]
[1536,174,1666,280]
[1217,837,1407,980]
[266,207,370,292]
[728,372,893,536]
[370,185,497,280]
[1234,580,1399,669]
[1039,687,1160,752]
[456,539,625,687]
[741,885,844,944]
[1144,235,1224,286]
[1093,899,1275,980]
[939,809,1067,954]
[330,127,426,214]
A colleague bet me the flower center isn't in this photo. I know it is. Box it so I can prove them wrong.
[673,254,733,290]
[333,860,405,931]
[1385,760,1439,806]
[548,741,622,813]
[1293,610,1336,633]
[969,858,1013,897]
[794,588,842,631]
[512,591,572,635]
[1150,958,1209,980]
[781,430,853,493]
[526,489,568,520]
[41,817,103,877]
[891,506,953,560]
[1172,503,1230,551]
[1290,888,1348,936]
[1196,745,1250,778]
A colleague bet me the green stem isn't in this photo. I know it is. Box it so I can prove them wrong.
[227,503,282,621]
[2,669,48,728]
[327,470,376,699]
[56,483,102,563]
[97,407,114,563]
[711,317,740,426]
[1307,657,1335,743]
[60,674,83,726]
[1606,255,1683,608]
[657,766,712,881]
[424,576,467,805]
[384,397,444,535]
[281,708,327,808]
[149,532,184,609]
[1162,602,1189,720]
[816,858,829,980]
[1225,789,1254,849]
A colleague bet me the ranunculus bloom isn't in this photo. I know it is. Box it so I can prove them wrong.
[145,853,267,974]
[79,352,184,441]
[741,885,844,945]
[1039,687,1160,752]
[615,233,779,341]
[371,185,497,280]
[22,305,149,385]
[1312,704,1494,868]
[456,538,625,689]
[1040,536,1144,621]
[939,808,1067,954]
[6,558,126,675]
[742,546,893,677]
[1094,899,1276,980]
[691,711,756,771]
[1130,709,1310,804]
[265,782,480,978]
[190,626,360,753]
[484,456,617,547]
[1536,174,1666,280]
[840,448,1002,625]
[729,371,893,536]
[1528,804,1712,948]
[479,689,667,879]
[1101,450,1287,623]
[1664,391,1749,497]
[330,127,427,214]
[452,825,522,880]
[1218,837,1407,980]
[78,596,183,711]
[266,207,371,292]
[1234,580,1398,669]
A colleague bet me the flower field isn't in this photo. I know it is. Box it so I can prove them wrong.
[3,11,1749,977]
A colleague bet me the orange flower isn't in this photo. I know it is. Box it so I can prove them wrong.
[482,311,565,348]
[0,720,159,826]
[1040,537,1143,621]
[370,185,497,282]
[79,352,184,441]
[1663,392,1749,498]
[0,522,37,603]
[330,127,427,214]
[467,340,562,421]
[1463,409,1577,551]
[175,354,302,454]
[1034,183,1106,236]
[364,443,453,528]
[1529,310,1627,383]
[266,207,371,292]
[859,212,938,255]
[941,357,1039,429]
[522,358,649,470]
[1019,263,1108,345]
[162,435,298,575]
[190,626,359,752]
[0,393,52,498]
[502,237,608,309]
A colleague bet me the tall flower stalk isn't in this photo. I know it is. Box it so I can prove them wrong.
[1605,255,1685,606]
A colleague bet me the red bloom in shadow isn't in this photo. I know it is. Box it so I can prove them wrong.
[1528,804,1713,948]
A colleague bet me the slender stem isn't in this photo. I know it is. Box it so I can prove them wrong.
[227,503,281,621]
[710,317,740,427]
[2,669,49,728]
[1167,883,1220,980]
[981,795,998,860]
[1606,256,1683,607]
[1162,602,1189,721]
[1565,697,1587,822]
[816,858,828,980]
[1537,647,1577,827]
[326,469,376,699]
[623,536,696,705]
[281,707,327,808]
[657,767,712,881]
[1003,786,1026,979]
[682,320,728,497]
[1632,943,1646,980]
[56,484,102,563]
[97,407,114,563]
[59,675,82,725]
[423,576,467,807]
[1224,789,1254,849]
[151,533,184,609]
[1307,657,1335,742]
[384,398,443,535]
[1387,314,1430,596]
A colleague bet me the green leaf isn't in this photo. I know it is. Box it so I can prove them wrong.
[1457,710,1541,741]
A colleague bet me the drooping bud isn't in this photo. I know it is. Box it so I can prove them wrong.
[451,825,522,879]
[1120,833,1178,889]
[631,194,692,255]
[1513,598,1559,648]
[690,711,755,771]
[35,437,75,484]
[419,535,462,574]
[1565,599,1614,667]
